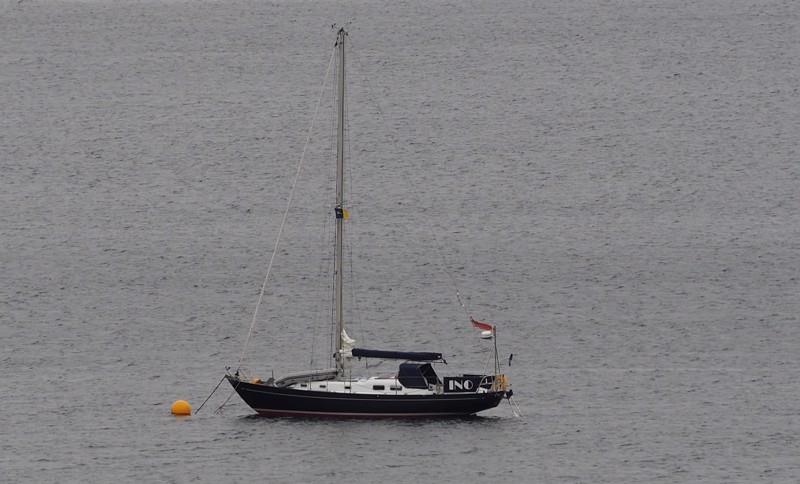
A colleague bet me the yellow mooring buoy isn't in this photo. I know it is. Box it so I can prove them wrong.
[171,399,192,416]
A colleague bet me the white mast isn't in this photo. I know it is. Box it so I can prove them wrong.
[334,27,346,374]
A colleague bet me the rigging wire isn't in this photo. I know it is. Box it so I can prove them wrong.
[235,44,337,372]
[309,200,333,370]
[194,374,226,415]
[349,39,474,327]
[343,71,365,344]
[309,72,339,370]
[328,46,341,368]
[429,229,472,321]
[348,41,515,394]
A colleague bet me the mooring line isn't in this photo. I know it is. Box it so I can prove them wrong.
[194,374,227,415]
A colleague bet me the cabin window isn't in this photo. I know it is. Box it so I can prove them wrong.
[389,385,402,391]
[300,383,307,388]
[318,384,326,389]
[372,385,385,391]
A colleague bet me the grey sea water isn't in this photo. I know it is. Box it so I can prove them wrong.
[2,0,799,482]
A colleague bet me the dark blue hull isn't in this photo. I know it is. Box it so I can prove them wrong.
[227,376,505,418]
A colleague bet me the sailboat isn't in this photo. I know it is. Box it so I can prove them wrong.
[225,28,512,417]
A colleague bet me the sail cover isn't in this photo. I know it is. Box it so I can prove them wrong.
[351,348,443,361]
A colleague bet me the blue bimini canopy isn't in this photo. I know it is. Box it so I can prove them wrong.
[351,348,443,362]
[398,362,441,388]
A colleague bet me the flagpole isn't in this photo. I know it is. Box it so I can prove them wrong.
[493,326,499,375]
